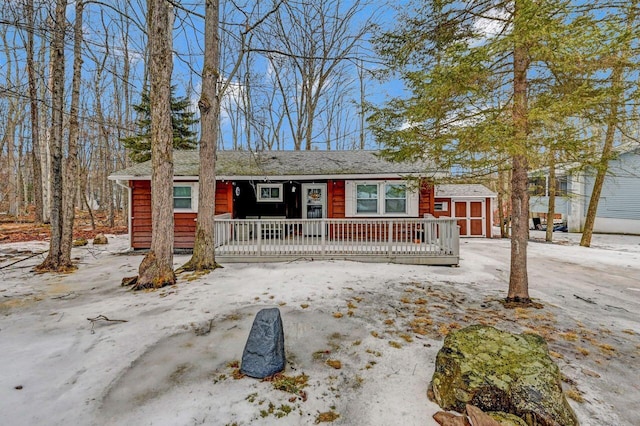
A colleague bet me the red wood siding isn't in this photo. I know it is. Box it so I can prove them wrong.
[175,213,197,249]
[131,180,152,249]
[328,180,346,218]
[216,181,232,215]
[330,222,422,242]
[130,179,234,250]
[418,180,434,217]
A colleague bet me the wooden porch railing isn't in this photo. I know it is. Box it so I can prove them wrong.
[213,217,459,266]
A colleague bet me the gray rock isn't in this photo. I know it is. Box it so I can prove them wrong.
[240,308,285,378]
[430,325,578,426]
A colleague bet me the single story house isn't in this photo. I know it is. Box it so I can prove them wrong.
[110,150,443,249]
[432,184,497,238]
[529,144,640,234]
[109,150,493,264]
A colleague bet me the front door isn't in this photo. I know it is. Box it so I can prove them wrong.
[302,183,327,236]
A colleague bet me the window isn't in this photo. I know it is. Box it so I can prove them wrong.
[257,183,283,202]
[385,184,407,214]
[555,176,568,196]
[173,183,198,212]
[528,175,568,197]
[356,184,378,213]
[347,181,418,217]
[528,177,546,196]
[434,201,448,212]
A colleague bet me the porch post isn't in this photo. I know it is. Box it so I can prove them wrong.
[387,220,393,256]
[452,220,460,257]
[257,221,262,257]
[321,219,326,256]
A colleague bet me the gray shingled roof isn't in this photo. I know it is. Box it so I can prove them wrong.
[435,184,496,198]
[110,150,440,179]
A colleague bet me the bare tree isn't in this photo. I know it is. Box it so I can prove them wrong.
[132,0,176,289]
[1,29,25,217]
[36,0,67,271]
[24,0,44,223]
[181,0,221,271]
[182,1,284,271]
[60,0,84,267]
[258,0,373,150]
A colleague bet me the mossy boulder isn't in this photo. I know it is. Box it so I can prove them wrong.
[73,238,88,247]
[487,411,528,426]
[430,325,578,426]
[93,233,108,245]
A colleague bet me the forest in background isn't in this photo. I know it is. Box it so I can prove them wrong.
[0,0,379,225]
[1,0,640,270]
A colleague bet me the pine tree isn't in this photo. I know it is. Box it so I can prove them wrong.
[122,86,198,163]
[369,0,602,304]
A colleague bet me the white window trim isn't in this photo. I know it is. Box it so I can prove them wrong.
[173,182,198,213]
[257,183,284,202]
[345,180,419,217]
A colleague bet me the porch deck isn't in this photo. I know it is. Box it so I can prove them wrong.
[213,217,460,266]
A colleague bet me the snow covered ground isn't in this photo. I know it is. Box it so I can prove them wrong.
[0,231,638,426]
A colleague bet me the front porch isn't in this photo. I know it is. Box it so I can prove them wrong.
[213,217,460,266]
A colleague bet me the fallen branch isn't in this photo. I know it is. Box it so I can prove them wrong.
[52,292,76,300]
[194,319,214,336]
[0,251,48,270]
[605,304,629,312]
[87,315,128,334]
[573,294,596,305]
[286,257,314,264]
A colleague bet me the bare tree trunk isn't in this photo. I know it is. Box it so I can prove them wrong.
[82,176,96,230]
[545,150,556,242]
[6,127,17,217]
[89,20,114,228]
[37,0,66,272]
[43,15,54,224]
[507,0,531,304]
[17,125,25,216]
[60,0,84,268]
[358,59,366,150]
[182,0,221,272]
[25,0,44,224]
[133,0,176,289]
[3,31,19,217]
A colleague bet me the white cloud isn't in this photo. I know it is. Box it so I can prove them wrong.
[470,7,511,46]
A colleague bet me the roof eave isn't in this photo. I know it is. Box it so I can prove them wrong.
[109,172,447,181]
